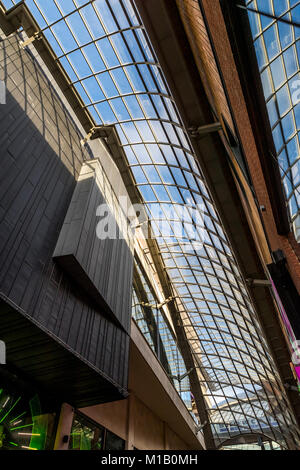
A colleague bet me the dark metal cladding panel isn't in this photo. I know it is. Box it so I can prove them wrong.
[0,34,130,399]
[0,298,127,407]
[53,160,134,332]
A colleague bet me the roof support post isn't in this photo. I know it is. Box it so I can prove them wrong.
[189,122,222,138]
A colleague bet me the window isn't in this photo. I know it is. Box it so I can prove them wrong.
[69,412,125,451]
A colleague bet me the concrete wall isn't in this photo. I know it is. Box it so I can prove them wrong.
[74,322,205,451]
[80,394,190,451]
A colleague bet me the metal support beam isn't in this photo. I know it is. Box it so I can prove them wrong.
[285,383,300,393]
[169,367,194,383]
[237,3,300,29]
[80,126,114,146]
[19,31,42,49]
[139,296,175,310]
[246,278,272,287]
[189,122,222,137]
[195,420,207,434]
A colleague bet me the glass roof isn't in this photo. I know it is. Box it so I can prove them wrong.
[2,0,300,448]
[246,0,300,229]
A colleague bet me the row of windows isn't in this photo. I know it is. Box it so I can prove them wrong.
[248,0,300,221]
[69,412,125,450]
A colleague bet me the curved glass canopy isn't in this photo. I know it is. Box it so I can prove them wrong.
[246,0,300,234]
[132,259,193,413]
[2,0,300,448]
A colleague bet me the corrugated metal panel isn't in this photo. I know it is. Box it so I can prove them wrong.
[0,35,130,401]
[53,160,134,332]
[0,296,128,407]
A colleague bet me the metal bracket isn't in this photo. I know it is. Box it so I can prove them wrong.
[139,296,174,310]
[19,32,42,49]
[236,3,300,29]
[131,219,149,230]
[246,278,272,287]
[169,367,194,382]
[81,128,96,146]
[80,126,113,146]
[195,420,207,434]
[284,383,300,393]
[189,122,222,138]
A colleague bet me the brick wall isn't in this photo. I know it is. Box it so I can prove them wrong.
[176,0,234,131]
[179,0,300,293]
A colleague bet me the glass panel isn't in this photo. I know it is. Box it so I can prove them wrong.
[69,414,104,450]
[247,0,300,230]
[264,25,280,61]
[270,56,286,89]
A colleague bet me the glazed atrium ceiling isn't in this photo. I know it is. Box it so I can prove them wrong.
[1,0,300,449]
[245,0,300,239]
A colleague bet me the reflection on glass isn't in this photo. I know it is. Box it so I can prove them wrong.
[69,413,125,451]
